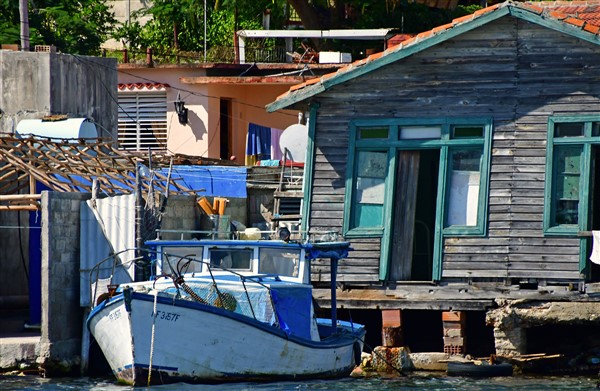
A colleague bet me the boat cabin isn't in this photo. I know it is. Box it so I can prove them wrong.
[145,239,309,284]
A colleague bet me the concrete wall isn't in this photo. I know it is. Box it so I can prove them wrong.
[158,195,202,240]
[159,195,248,240]
[0,51,117,319]
[39,191,91,374]
[0,51,118,138]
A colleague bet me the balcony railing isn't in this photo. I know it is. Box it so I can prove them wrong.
[104,45,289,66]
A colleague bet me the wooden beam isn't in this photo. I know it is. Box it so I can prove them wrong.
[181,76,314,85]
[0,205,39,211]
[0,194,41,201]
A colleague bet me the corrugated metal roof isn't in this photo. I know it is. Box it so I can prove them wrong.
[267,0,600,112]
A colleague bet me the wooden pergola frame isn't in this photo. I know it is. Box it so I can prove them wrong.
[0,135,227,211]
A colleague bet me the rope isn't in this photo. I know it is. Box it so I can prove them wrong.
[359,335,405,376]
[148,291,159,386]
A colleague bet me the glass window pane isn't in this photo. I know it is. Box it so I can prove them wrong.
[552,145,582,225]
[593,123,600,137]
[159,246,203,274]
[356,151,387,204]
[352,151,387,228]
[446,148,482,227]
[210,249,252,270]
[554,122,584,138]
[259,248,300,277]
[400,126,441,140]
[359,127,388,139]
[452,126,483,138]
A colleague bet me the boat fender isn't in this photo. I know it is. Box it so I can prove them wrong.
[353,341,362,367]
[96,292,110,306]
[123,287,133,313]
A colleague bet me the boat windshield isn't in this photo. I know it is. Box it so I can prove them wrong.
[160,246,204,274]
[259,247,300,278]
[209,248,253,270]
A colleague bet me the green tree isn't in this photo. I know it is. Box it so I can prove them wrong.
[0,0,115,55]
[114,0,286,56]
[287,0,479,32]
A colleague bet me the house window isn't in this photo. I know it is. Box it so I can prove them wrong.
[352,150,388,228]
[118,91,168,151]
[344,118,491,238]
[544,118,600,234]
[445,147,483,227]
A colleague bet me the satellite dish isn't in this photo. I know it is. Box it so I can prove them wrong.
[279,123,308,163]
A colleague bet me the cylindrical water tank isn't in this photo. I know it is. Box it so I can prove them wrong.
[16,118,98,139]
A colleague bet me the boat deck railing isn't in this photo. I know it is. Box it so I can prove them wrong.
[89,248,287,328]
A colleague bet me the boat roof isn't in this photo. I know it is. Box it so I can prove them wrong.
[145,239,305,249]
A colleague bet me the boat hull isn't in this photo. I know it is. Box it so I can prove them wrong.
[88,292,365,386]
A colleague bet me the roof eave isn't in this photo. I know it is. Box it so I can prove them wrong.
[266,83,326,112]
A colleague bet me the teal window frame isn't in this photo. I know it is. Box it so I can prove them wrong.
[543,117,600,237]
[344,117,492,236]
[343,118,493,280]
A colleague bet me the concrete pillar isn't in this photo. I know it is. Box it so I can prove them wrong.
[381,309,403,347]
[492,325,526,356]
[442,311,466,355]
[39,191,89,375]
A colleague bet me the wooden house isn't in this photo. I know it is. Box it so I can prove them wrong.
[267,1,600,356]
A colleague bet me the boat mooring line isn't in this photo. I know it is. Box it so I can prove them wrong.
[148,292,158,386]
[359,335,405,376]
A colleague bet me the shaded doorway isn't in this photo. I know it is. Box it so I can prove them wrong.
[219,98,232,160]
[589,145,600,282]
[389,149,439,281]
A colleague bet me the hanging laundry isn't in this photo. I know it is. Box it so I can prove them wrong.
[246,123,271,165]
[270,128,284,161]
[591,231,600,265]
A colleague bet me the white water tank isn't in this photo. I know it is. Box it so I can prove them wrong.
[16,118,98,139]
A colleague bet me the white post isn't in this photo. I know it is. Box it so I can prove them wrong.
[238,33,246,64]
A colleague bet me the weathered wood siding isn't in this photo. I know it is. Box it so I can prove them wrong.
[309,16,600,284]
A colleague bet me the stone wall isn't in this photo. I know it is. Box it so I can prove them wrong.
[39,191,90,374]
[157,195,201,240]
[486,299,600,357]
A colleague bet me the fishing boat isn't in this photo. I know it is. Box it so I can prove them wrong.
[86,238,365,386]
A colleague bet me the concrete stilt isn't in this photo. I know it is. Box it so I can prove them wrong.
[442,311,466,355]
[381,309,403,347]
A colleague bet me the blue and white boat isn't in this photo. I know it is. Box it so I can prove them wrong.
[86,239,365,386]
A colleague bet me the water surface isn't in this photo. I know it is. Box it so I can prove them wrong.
[1,373,597,391]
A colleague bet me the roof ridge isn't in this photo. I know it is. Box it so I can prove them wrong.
[268,0,600,112]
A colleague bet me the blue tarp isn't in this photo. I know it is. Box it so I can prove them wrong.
[271,286,314,340]
[51,165,248,198]
[160,165,247,198]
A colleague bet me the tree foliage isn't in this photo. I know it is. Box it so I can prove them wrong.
[114,0,287,55]
[288,0,480,32]
[0,0,115,55]
[0,0,481,58]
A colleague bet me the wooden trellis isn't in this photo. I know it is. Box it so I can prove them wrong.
[0,135,227,211]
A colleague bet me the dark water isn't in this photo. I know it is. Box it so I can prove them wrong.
[1,374,598,391]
